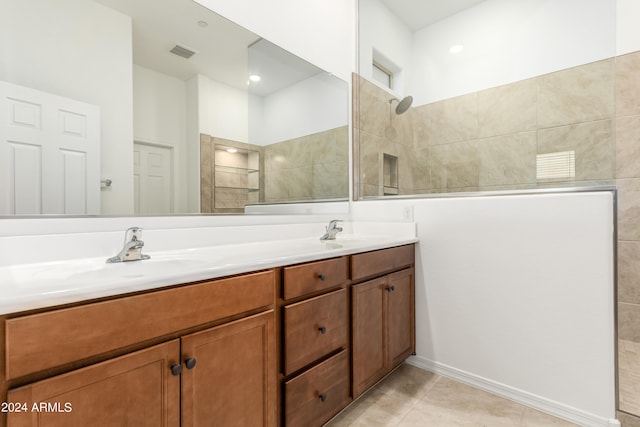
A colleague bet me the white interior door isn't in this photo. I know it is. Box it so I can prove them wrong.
[0,81,100,215]
[133,142,173,214]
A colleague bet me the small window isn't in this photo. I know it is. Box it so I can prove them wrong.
[372,61,393,89]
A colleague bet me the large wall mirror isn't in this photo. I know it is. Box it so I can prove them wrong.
[0,0,349,216]
[355,0,617,199]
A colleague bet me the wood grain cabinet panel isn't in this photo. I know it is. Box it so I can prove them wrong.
[350,245,414,281]
[5,270,275,380]
[181,311,276,427]
[283,257,348,300]
[387,269,415,368]
[283,289,348,375]
[352,267,415,399]
[6,340,180,427]
[284,350,350,427]
[351,277,386,398]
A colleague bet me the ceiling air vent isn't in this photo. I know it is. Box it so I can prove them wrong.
[170,44,196,59]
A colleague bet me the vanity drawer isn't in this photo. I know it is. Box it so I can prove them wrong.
[283,288,348,375]
[5,270,275,380]
[285,350,350,427]
[351,244,414,281]
[283,256,348,300]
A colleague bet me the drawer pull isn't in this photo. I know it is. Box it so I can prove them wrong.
[319,393,327,402]
[386,285,396,292]
[170,364,182,376]
[185,358,197,369]
[317,273,326,281]
[318,326,327,334]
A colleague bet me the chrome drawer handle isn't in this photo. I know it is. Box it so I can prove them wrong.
[317,273,326,281]
[319,326,327,334]
[319,393,327,402]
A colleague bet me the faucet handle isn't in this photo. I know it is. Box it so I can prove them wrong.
[327,219,342,229]
[124,226,143,243]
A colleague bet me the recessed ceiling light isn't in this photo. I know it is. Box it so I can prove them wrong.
[197,20,208,28]
[226,148,238,153]
[249,74,261,82]
[449,44,464,54]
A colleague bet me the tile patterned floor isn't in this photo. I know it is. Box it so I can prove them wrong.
[325,364,579,426]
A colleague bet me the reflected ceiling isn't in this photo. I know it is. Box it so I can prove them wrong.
[380,0,486,30]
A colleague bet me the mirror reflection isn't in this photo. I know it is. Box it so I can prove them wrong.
[0,0,349,216]
[356,0,616,198]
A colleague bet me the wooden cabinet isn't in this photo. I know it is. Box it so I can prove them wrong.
[3,271,277,427]
[0,244,416,427]
[283,289,348,375]
[351,247,415,398]
[7,340,181,427]
[181,311,276,427]
[284,350,350,427]
[281,257,350,427]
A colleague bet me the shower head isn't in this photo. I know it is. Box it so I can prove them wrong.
[389,96,413,115]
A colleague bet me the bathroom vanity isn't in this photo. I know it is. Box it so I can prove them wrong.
[0,236,415,427]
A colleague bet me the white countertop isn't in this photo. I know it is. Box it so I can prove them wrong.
[0,234,417,315]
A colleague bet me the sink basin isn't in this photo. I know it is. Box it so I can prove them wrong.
[9,256,211,288]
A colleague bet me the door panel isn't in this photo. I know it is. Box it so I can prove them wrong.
[181,311,276,427]
[387,268,415,369]
[0,80,100,215]
[352,277,386,398]
[133,142,172,214]
[7,340,180,427]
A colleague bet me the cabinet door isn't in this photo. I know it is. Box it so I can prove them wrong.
[351,277,386,398]
[7,340,180,427]
[387,268,415,369]
[181,310,276,427]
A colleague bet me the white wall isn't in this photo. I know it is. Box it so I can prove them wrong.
[197,74,249,143]
[250,73,349,146]
[617,0,640,55]
[133,65,188,213]
[357,0,413,98]
[192,0,355,82]
[359,0,616,106]
[410,0,616,104]
[352,191,617,426]
[0,0,134,215]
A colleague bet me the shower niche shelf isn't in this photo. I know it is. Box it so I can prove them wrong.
[213,144,260,211]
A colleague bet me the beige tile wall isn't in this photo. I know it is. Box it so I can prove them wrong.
[201,127,349,211]
[617,51,640,419]
[262,126,349,203]
[357,50,640,421]
[357,57,616,196]
[200,134,261,214]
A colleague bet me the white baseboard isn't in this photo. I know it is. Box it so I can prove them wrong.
[406,355,620,427]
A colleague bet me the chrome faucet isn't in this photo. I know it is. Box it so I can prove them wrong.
[106,227,150,263]
[320,220,343,241]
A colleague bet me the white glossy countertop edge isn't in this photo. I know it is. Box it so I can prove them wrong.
[1,235,417,315]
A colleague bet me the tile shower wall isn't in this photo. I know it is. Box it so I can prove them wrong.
[262,126,349,203]
[358,59,616,196]
[200,127,349,211]
[200,134,261,214]
[617,51,640,417]
[358,50,640,420]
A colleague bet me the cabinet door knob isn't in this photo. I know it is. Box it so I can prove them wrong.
[170,364,182,376]
[319,393,327,402]
[317,273,326,281]
[185,358,197,370]
[318,326,327,334]
[386,285,395,292]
